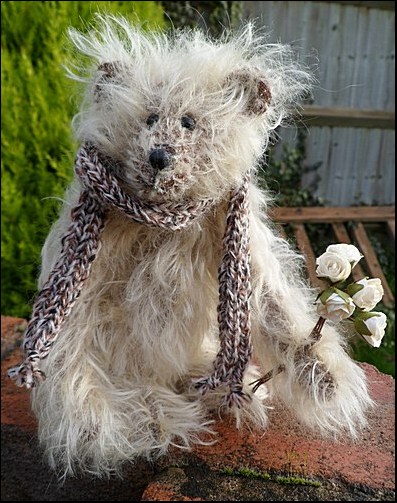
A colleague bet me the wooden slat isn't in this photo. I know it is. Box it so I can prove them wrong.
[292,223,326,290]
[301,106,395,129]
[387,219,395,240]
[351,222,394,306]
[271,206,395,223]
[331,222,366,281]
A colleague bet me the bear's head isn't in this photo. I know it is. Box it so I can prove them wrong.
[68,16,312,203]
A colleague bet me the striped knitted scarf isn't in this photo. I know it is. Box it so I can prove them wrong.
[8,144,252,408]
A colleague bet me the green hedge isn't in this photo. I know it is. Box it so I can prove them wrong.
[1,1,164,317]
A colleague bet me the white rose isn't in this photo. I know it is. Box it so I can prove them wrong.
[326,243,363,268]
[316,251,352,283]
[316,292,356,322]
[355,312,387,347]
[351,278,384,311]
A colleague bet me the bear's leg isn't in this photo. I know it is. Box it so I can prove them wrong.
[31,350,215,478]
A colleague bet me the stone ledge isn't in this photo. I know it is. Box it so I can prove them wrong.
[1,316,395,501]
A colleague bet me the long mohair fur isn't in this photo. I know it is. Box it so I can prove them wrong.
[30,16,372,478]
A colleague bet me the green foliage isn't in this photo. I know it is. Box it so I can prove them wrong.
[160,1,243,35]
[368,225,395,296]
[236,467,271,481]
[259,128,323,207]
[351,226,395,377]
[1,1,164,317]
[221,466,271,481]
[221,466,321,487]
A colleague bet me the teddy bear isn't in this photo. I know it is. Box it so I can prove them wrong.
[9,16,372,477]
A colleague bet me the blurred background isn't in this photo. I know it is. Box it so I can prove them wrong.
[1,1,394,376]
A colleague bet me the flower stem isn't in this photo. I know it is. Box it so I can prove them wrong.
[250,365,285,393]
[310,316,326,344]
[251,317,327,394]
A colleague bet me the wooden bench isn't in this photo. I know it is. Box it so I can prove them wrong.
[270,206,395,306]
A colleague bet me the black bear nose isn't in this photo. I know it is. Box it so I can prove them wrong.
[149,149,170,171]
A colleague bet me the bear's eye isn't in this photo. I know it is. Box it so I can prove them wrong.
[181,115,196,131]
[146,114,159,128]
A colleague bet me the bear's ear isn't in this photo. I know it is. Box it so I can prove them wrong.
[227,71,272,116]
[250,79,272,115]
[94,61,121,101]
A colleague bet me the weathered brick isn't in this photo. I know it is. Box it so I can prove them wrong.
[1,316,394,501]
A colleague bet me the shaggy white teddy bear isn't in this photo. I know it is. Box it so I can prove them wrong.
[9,16,372,477]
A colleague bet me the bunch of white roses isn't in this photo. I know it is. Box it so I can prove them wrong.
[315,243,387,348]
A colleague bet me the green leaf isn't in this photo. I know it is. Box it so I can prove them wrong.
[356,311,383,321]
[319,287,336,305]
[333,288,353,303]
[354,319,372,336]
[346,282,365,297]
[354,311,384,335]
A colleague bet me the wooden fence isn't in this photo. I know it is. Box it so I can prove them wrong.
[243,1,395,206]
[271,205,395,306]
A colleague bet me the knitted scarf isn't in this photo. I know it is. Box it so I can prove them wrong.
[8,144,252,408]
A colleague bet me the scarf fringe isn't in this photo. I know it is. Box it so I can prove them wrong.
[8,189,105,388]
[194,172,253,406]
